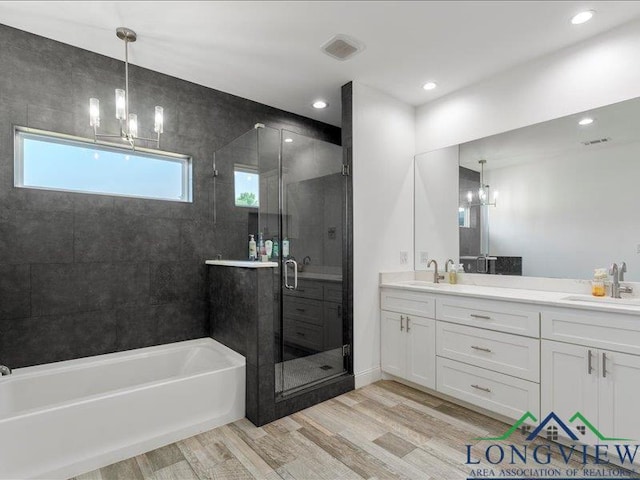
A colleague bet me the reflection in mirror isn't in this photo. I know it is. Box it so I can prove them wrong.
[457,96,640,281]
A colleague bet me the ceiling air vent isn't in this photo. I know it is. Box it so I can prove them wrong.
[321,34,365,61]
[582,137,611,146]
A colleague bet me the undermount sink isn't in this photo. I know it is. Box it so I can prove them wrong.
[563,295,640,307]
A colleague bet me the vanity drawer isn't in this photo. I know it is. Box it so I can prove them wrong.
[436,322,540,382]
[437,357,540,421]
[436,296,540,338]
[283,280,324,300]
[380,288,436,318]
[284,319,323,351]
[324,284,343,303]
[283,298,323,326]
[541,307,640,355]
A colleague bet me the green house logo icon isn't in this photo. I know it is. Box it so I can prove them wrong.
[476,411,632,442]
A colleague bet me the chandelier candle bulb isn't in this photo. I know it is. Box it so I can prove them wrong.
[128,113,138,138]
[154,106,164,134]
[89,98,100,127]
[115,89,126,121]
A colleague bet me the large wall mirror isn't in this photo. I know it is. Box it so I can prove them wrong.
[415,96,640,281]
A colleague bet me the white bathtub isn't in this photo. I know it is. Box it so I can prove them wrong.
[0,338,245,480]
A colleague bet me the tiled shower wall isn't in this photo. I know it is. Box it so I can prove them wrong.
[0,24,340,368]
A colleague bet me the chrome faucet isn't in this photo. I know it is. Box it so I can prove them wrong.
[0,364,11,376]
[445,259,455,273]
[610,262,633,298]
[427,259,445,284]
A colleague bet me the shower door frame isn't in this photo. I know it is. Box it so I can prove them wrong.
[275,126,353,399]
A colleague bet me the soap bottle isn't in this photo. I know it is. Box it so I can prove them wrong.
[283,237,290,258]
[592,268,607,297]
[265,239,273,259]
[272,238,279,258]
[448,266,458,285]
[248,235,257,261]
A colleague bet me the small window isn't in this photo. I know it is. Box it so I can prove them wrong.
[234,164,259,208]
[458,207,470,228]
[14,127,192,202]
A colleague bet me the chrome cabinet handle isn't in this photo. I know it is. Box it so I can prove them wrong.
[406,316,411,332]
[471,384,491,393]
[470,314,491,320]
[588,349,594,375]
[400,315,404,331]
[471,346,492,353]
[602,352,608,378]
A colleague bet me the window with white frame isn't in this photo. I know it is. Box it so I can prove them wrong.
[234,164,259,208]
[14,127,192,202]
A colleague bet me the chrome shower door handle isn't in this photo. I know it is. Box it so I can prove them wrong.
[284,259,296,290]
[292,259,298,289]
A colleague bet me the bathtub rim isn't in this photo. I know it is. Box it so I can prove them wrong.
[0,337,245,423]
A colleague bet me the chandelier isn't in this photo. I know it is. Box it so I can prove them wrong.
[467,159,498,207]
[89,27,164,149]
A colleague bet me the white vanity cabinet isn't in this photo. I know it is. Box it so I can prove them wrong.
[541,308,640,445]
[434,295,541,419]
[380,290,436,389]
[380,283,640,437]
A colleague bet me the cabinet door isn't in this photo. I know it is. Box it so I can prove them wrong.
[405,315,436,389]
[323,302,343,350]
[381,310,406,378]
[598,350,640,447]
[541,340,598,443]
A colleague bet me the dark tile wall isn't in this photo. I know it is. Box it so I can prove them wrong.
[0,23,340,368]
[459,166,481,257]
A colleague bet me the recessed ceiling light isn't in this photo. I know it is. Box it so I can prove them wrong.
[284,138,293,143]
[571,10,595,25]
[423,82,437,91]
[578,117,595,126]
[312,100,328,109]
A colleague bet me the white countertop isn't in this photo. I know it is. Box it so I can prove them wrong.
[380,280,640,315]
[205,260,278,268]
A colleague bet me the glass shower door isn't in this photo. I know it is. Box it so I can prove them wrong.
[277,130,347,395]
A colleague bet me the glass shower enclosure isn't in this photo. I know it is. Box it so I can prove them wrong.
[213,124,349,398]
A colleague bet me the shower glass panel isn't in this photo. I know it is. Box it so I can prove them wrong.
[276,130,346,396]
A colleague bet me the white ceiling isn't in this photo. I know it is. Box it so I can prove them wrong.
[1,1,640,126]
[459,96,640,171]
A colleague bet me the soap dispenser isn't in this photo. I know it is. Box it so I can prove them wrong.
[248,235,257,261]
[592,268,607,297]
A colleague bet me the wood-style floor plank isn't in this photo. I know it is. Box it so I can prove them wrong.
[74,380,601,480]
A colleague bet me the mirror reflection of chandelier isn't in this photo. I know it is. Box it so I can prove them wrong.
[467,159,498,207]
[88,27,164,149]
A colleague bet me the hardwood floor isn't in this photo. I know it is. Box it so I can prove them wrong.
[72,380,593,480]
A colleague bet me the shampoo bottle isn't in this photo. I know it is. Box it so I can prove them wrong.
[258,232,266,256]
[272,238,279,258]
[265,240,273,259]
[248,235,257,261]
[283,237,290,258]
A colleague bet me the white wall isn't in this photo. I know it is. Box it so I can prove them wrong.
[352,82,415,387]
[414,146,459,270]
[416,18,640,153]
[486,140,640,280]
